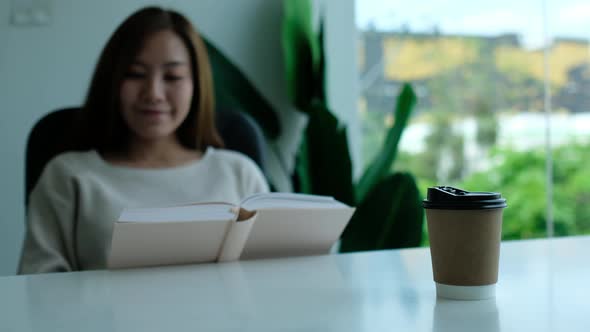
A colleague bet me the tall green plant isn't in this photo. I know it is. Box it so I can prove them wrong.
[204,39,281,140]
[200,1,424,251]
[282,0,423,251]
[282,0,322,111]
[356,84,416,202]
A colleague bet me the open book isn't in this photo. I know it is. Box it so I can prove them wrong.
[107,193,355,269]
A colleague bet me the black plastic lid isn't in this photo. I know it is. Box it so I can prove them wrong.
[422,186,507,210]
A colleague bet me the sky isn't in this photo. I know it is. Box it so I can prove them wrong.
[356,0,590,49]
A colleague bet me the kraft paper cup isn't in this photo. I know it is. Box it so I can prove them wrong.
[423,186,507,301]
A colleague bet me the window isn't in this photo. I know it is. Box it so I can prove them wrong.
[357,0,590,240]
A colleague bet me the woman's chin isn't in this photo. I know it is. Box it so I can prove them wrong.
[133,129,177,143]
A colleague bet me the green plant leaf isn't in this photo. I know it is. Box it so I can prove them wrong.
[282,0,319,111]
[340,172,424,252]
[299,103,355,205]
[204,38,281,140]
[356,83,417,202]
[293,135,312,194]
[315,16,327,106]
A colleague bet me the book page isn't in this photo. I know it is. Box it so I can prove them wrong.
[108,218,234,269]
[118,203,236,223]
[240,207,356,260]
[108,203,238,269]
[241,193,348,211]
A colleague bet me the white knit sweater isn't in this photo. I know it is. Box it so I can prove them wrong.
[18,148,269,274]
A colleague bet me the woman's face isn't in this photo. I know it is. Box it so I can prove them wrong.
[119,29,194,143]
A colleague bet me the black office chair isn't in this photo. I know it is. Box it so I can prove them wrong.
[25,107,267,206]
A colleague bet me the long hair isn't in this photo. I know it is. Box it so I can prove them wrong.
[76,6,223,152]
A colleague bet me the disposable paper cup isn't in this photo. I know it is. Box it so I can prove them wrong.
[423,186,507,300]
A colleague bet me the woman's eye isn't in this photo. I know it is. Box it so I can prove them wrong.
[125,71,145,79]
[164,74,184,81]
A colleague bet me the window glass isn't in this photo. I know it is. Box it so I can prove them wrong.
[357,0,590,240]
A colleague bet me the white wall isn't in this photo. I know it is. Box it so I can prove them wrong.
[0,0,358,275]
[323,0,360,174]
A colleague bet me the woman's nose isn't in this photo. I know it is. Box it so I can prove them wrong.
[142,76,165,103]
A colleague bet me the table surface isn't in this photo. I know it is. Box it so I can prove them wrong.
[2,236,590,332]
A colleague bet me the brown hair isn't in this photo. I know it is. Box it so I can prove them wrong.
[76,6,223,152]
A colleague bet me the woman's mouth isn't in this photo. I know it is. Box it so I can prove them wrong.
[140,109,167,117]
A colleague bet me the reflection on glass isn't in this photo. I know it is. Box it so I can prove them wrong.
[432,298,500,332]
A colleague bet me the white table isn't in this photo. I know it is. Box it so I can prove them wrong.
[2,236,590,331]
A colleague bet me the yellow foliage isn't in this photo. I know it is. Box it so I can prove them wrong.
[495,47,545,81]
[496,42,589,87]
[383,36,478,80]
[358,37,365,71]
[379,35,589,89]
[549,42,590,86]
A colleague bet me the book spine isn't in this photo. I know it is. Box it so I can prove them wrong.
[217,210,257,262]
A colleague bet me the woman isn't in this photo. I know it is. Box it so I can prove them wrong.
[18,7,269,274]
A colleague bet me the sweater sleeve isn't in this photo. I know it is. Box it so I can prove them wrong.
[18,157,79,274]
[241,156,270,196]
